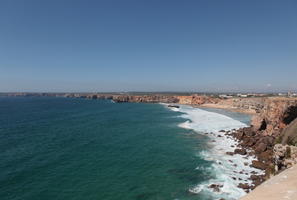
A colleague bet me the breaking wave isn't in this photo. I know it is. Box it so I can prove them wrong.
[165,104,264,200]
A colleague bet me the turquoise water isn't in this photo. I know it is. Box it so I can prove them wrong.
[0,97,251,200]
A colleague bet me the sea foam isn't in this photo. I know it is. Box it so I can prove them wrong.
[165,104,264,200]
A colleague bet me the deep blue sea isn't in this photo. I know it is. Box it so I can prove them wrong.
[0,97,253,200]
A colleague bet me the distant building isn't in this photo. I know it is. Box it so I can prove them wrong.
[219,94,233,99]
[237,94,248,98]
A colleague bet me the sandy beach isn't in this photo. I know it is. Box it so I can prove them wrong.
[198,103,257,115]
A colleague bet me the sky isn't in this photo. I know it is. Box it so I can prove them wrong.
[0,0,296,93]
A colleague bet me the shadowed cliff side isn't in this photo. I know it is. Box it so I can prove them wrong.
[281,118,297,146]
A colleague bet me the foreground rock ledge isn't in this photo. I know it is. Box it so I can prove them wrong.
[240,165,297,200]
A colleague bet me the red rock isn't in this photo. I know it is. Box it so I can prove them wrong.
[251,160,267,170]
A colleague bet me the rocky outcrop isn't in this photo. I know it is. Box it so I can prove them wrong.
[234,148,247,155]
[230,127,276,186]
[230,98,297,192]
[274,144,297,170]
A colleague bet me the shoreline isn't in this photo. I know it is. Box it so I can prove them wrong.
[177,103,297,200]
[164,101,297,200]
[166,104,264,199]
[169,103,296,199]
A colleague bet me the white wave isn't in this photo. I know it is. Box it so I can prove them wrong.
[164,104,264,200]
[176,105,247,133]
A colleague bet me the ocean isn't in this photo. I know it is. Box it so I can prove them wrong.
[0,97,260,200]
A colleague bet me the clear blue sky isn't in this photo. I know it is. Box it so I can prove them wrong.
[0,0,296,93]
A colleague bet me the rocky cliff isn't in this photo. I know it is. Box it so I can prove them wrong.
[83,94,220,105]
[250,98,297,137]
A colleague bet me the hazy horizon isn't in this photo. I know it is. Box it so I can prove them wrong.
[1,0,296,92]
[1,89,297,94]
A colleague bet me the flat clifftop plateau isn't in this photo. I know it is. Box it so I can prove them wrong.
[240,164,297,200]
[199,97,266,114]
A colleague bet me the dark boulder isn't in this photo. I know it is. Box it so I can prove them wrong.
[258,150,273,162]
[234,148,247,155]
[208,184,223,193]
[243,127,256,137]
[238,183,250,190]
[168,105,180,108]
[255,142,267,154]
[251,160,267,170]
[242,137,256,147]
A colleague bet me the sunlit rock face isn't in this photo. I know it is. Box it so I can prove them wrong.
[251,98,297,137]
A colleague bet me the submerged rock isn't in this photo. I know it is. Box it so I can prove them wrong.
[167,105,180,108]
[208,184,223,193]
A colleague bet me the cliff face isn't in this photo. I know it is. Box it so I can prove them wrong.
[281,118,297,146]
[108,94,219,105]
[177,95,219,105]
[111,95,180,103]
[250,98,297,137]
[246,98,297,173]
